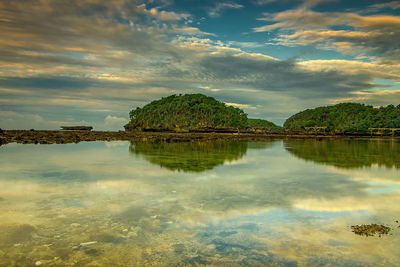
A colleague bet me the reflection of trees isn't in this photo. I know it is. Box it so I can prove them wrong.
[246,142,274,150]
[129,141,249,172]
[284,139,400,169]
[125,139,367,216]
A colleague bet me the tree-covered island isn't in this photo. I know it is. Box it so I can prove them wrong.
[284,103,400,134]
[124,94,282,133]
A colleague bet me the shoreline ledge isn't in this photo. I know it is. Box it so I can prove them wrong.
[0,130,399,146]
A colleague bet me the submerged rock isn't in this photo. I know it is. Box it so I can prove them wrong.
[79,241,97,247]
[351,224,391,237]
[0,224,36,245]
[84,248,101,256]
[92,232,125,244]
[173,243,185,254]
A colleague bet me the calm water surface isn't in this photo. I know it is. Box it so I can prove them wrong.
[0,139,399,266]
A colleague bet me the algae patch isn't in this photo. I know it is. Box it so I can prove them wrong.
[351,224,391,237]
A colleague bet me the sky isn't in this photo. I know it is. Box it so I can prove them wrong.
[0,0,400,130]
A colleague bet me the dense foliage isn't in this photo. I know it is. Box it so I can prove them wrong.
[126,94,282,132]
[284,103,400,133]
[248,118,283,133]
[125,94,248,131]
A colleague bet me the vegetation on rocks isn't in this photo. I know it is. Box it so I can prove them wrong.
[125,94,247,131]
[248,118,282,133]
[125,94,279,132]
[284,103,400,133]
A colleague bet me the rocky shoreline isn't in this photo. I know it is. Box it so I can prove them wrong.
[0,130,284,146]
[0,130,398,146]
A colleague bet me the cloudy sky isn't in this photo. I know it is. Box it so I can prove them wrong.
[1,0,400,130]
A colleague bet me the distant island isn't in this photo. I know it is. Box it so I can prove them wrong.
[1,96,400,146]
[284,103,400,135]
[124,94,282,133]
[124,95,400,135]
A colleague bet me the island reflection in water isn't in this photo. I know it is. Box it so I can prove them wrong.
[284,138,400,169]
[129,141,272,172]
[0,139,399,266]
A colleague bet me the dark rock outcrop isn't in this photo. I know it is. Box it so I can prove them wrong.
[0,130,284,146]
[60,126,93,131]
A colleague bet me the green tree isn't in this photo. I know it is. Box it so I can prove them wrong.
[284,103,400,134]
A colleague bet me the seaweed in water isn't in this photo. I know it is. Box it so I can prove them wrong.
[351,224,391,237]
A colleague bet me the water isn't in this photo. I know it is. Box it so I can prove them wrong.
[0,139,399,266]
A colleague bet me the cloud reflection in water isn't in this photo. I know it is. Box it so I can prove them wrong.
[0,140,399,265]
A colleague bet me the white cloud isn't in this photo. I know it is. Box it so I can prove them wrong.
[254,0,280,5]
[368,1,400,11]
[103,115,128,131]
[1,0,400,130]
[227,41,264,48]
[138,4,190,21]
[254,0,335,7]
[226,102,257,110]
[170,26,216,36]
[209,2,244,17]
[254,7,400,62]
[328,90,400,106]
[0,111,89,130]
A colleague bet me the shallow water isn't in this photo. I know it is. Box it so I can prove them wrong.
[0,139,399,266]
